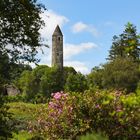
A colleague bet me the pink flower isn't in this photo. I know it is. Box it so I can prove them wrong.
[116,109,122,112]
[53,92,62,99]
[48,101,56,108]
[95,104,100,109]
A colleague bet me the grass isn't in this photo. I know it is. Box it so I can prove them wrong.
[7,102,46,140]
[11,131,33,140]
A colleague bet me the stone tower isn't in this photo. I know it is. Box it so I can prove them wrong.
[52,25,63,70]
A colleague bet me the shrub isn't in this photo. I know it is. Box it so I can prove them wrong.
[88,58,140,92]
[77,132,108,140]
[28,92,91,139]
[0,94,14,139]
[64,72,88,92]
[28,90,140,140]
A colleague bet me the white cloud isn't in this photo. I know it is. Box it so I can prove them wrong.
[64,42,97,60]
[36,10,98,74]
[37,41,97,74]
[64,61,90,74]
[72,22,100,37]
[37,9,69,65]
[72,22,88,33]
[40,10,69,43]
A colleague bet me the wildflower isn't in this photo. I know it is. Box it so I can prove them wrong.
[53,92,62,99]
[95,104,100,109]
[48,101,55,108]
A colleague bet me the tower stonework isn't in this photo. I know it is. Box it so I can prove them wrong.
[52,25,63,70]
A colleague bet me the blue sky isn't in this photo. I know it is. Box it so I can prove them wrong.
[37,0,140,74]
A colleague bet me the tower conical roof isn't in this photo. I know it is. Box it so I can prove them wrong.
[52,25,63,36]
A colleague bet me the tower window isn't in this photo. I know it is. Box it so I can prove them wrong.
[58,37,61,41]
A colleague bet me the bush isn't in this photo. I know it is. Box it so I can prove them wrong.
[16,66,64,101]
[27,90,140,140]
[5,94,26,103]
[0,94,14,139]
[64,72,88,92]
[28,92,91,139]
[88,58,140,92]
[77,132,108,140]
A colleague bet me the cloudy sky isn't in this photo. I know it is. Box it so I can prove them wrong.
[37,0,140,74]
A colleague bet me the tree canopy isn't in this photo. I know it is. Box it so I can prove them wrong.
[0,1,46,137]
[108,22,140,62]
[0,0,46,63]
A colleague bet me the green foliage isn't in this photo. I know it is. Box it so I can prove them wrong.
[108,22,140,61]
[8,102,42,135]
[136,81,140,94]
[88,58,140,92]
[0,51,11,86]
[102,58,140,92]
[16,66,81,100]
[88,66,103,89]
[64,72,88,92]
[27,92,91,139]
[26,90,140,139]
[8,102,46,140]
[16,65,63,100]
[0,0,46,63]
[77,132,108,140]
[12,131,33,140]
[5,94,27,103]
[40,66,63,96]
[0,95,13,139]
[63,66,77,83]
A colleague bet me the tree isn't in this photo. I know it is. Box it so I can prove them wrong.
[0,0,46,63]
[16,66,64,99]
[0,0,46,91]
[40,67,63,96]
[0,1,46,138]
[16,65,49,99]
[108,22,140,61]
[0,51,11,87]
[88,58,140,92]
[64,72,88,92]
[87,66,103,89]
[63,66,77,85]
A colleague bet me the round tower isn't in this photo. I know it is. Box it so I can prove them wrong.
[52,25,63,70]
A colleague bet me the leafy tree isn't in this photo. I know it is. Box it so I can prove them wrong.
[0,0,46,63]
[40,66,63,96]
[63,66,77,85]
[89,58,140,92]
[16,65,49,99]
[87,66,103,89]
[64,72,88,92]
[0,0,46,138]
[10,63,32,82]
[0,51,10,87]
[108,22,140,61]
[16,66,64,99]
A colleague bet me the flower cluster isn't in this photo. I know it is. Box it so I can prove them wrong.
[27,90,140,140]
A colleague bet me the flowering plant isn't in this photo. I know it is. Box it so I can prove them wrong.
[28,90,140,140]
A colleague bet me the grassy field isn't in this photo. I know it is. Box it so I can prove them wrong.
[8,102,44,140]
